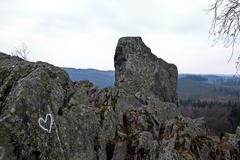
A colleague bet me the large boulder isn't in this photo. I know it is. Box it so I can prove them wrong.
[114,37,178,104]
[0,53,119,160]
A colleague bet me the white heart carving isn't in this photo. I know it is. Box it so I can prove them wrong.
[0,146,5,160]
[38,113,54,133]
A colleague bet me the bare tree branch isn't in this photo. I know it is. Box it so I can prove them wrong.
[208,0,240,73]
[11,43,30,60]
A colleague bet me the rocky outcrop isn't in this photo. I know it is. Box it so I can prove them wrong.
[0,37,239,160]
[114,37,178,104]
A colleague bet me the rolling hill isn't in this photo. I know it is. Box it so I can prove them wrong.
[63,68,114,87]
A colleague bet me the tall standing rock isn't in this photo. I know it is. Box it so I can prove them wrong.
[114,37,178,104]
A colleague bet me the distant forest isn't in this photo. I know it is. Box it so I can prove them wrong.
[178,74,240,136]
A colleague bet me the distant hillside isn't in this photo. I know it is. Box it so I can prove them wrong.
[62,68,114,87]
[178,74,240,135]
[178,74,240,101]
[63,68,240,100]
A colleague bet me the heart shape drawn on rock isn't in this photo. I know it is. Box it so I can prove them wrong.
[0,146,5,160]
[38,113,54,133]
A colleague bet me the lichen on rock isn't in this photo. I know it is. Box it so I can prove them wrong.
[0,37,239,160]
[114,37,178,104]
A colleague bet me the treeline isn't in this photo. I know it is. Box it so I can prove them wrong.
[179,98,240,135]
[213,85,240,97]
[179,99,240,108]
[181,75,208,82]
[213,78,240,86]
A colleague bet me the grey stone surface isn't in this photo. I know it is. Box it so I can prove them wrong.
[114,37,178,104]
[0,37,239,160]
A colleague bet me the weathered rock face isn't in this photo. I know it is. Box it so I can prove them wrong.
[114,37,178,104]
[0,37,239,160]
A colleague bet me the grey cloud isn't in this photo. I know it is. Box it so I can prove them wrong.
[0,0,233,74]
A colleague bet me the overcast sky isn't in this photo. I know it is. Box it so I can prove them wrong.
[0,0,238,74]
